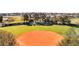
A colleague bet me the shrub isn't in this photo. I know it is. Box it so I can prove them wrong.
[0,30,15,46]
[59,28,79,46]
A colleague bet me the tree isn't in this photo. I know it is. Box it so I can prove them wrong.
[0,15,3,23]
[61,16,71,25]
[40,13,46,20]
[52,16,56,24]
[23,14,29,22]
[56,16,63,25]
[33,13,40,25]
[33,13,39,20]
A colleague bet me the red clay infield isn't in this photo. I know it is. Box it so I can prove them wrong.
[15,31,64,46]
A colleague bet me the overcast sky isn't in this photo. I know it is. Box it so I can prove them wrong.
[0,0,79,13]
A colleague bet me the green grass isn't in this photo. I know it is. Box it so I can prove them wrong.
[0,25,72,37]
[6,21,24,24]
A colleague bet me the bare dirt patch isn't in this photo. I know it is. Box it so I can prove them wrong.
[16,30,64,46]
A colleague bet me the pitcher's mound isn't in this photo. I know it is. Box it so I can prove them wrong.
[16,31,64,46]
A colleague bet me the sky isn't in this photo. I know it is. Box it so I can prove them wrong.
[0,0,79,13]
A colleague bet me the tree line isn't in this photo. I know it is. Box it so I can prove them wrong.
[23,13,71,26]
[0,13,71,26]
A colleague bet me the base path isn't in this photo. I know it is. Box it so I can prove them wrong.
[15,30,64,46]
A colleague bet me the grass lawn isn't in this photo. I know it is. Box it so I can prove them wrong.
[0,25,72,37]
[70,18,79,24]
[4,16,24,24]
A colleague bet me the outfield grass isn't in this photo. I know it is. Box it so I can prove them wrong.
[0,25,72,37]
